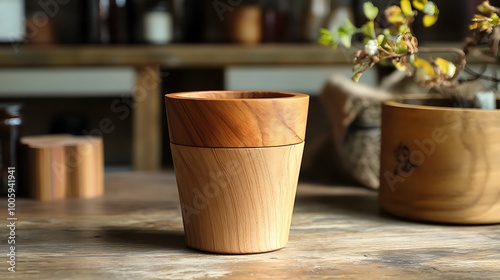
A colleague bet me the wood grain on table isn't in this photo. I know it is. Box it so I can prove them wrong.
[3,171,500,279]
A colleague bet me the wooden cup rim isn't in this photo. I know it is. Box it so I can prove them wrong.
[166,90,309,101]
[165,90,309,147]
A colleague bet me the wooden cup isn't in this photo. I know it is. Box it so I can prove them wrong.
[165,91,309,254]
[379,97,500,224]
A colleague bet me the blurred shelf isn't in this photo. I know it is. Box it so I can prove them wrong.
[0,44,351,172]
[0,44,351,67]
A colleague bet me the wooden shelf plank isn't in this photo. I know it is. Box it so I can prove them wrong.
[0,44,351,67]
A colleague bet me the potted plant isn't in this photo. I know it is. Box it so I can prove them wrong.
[319,0,500,224]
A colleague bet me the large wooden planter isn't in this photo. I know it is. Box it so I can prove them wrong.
[379,97,500,224]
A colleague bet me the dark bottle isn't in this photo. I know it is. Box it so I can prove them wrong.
[97,0,111,44]
[262,0,290,43]
[84,0,102,44]
[0,104,22,196]
[108,0,133,44]
[172,0,204,43]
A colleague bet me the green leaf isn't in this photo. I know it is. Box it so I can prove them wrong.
[339,34,352,48]
[361,21,376,38]
[394,42,408,54]
[409,54,416,64]
[377,34,385,45]
[398,25,411,34]
[337,20,357,40]
[343,19,356,33]
[492,13,499,26]
[318,28,334,46]
[478,3,493,14]
[352,72,363,83]
[363,2,379,21]
[320,28,332,35]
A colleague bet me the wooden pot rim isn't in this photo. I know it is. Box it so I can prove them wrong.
[166,90,309,101]
[384,96,500,113]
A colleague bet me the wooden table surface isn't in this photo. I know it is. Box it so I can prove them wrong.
[3,171,500,279]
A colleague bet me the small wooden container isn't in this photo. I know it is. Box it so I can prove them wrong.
[21,135,104,201]
[379,97,500,224]
[166,91,309,254]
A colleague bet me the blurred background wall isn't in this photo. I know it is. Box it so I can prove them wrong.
[0,0,479,171]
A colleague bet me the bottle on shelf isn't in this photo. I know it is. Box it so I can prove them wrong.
[84,0,102,44]
[143,0,174,44]
[0,104,22,196]
[261,0,290,43]
[202,0,225,43]
[108,0,133,44]
[97,0,111,44]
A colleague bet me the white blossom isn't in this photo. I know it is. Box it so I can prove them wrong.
[364,39,379,56]
[423,1,436,16]
[446,62,456,78]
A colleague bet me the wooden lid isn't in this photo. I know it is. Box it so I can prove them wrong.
[165,91,309,147]
[21,134,102,148]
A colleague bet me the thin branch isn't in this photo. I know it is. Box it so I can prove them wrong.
[462,65,500,83]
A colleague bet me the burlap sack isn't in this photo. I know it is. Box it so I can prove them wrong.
[321,75,394,189]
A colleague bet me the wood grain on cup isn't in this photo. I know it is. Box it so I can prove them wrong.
[166,91,309,148]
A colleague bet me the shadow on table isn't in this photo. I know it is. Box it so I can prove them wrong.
[98,227,189,251]
[296,192,390,220]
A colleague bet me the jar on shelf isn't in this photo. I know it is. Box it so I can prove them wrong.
[143,0,173,44]
[0,0,25,44]
[226,3,263,44]
[0,104,22,196]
